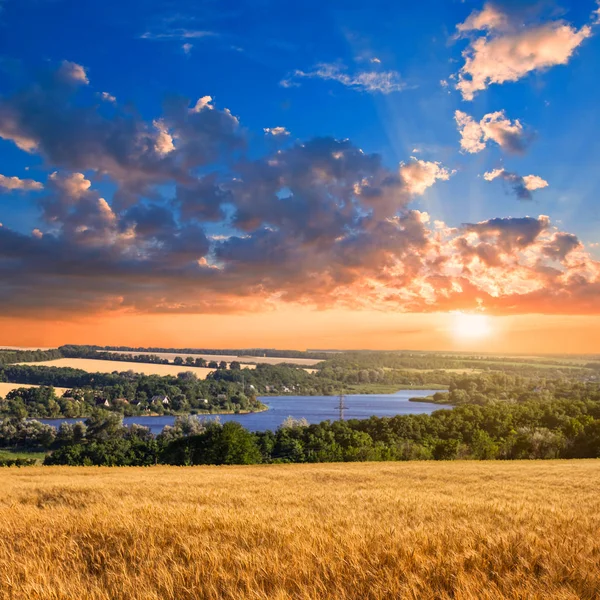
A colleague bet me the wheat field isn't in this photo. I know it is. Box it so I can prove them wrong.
[0,382,69,397]
[1,461,599,600]
[16,358,229,378]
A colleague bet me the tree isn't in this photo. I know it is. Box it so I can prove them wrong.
[185,357,195,366]
[162,422,261,465]
[230,361,241,370]
[173,356,184,365]
[218,361,228,370]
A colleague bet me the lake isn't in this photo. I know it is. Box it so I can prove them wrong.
[38,390,449,434]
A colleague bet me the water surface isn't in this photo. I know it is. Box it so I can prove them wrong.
[39,390,449,434]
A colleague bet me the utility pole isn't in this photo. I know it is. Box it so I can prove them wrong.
[337,389,348,421]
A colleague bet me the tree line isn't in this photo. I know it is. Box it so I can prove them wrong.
[0,394,596,466]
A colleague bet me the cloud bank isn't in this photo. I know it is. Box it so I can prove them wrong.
[0,61,598,318]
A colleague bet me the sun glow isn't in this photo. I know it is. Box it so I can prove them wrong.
[452,312,492,339]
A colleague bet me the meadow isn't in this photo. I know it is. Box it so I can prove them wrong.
[1,461,599,600]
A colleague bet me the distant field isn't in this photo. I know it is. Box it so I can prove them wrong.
[0,461,598,599]
[399,367,481,374]
[0,382,69,397]
[471,359,584,370]
[113,350,323,367]
[16,358,232,378]
[0,346,54,351]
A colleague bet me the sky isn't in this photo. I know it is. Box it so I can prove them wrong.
[1,0,600,352]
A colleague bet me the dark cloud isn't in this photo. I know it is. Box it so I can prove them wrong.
[0,63,242,208]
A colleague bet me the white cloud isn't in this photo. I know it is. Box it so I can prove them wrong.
[455,109,529,154]
[190,96,214,113]
[456,3,508,34]
[400,157,454,195]
[454,4,593,100]
[282,63,406,94]
[48,172,91,198]
[371,57,381,64]
[141,29,217,40]
[100,92,117,103]
[182,43,193,54]
[522,174,549,191]
[153,119,175,155]
[57,61,89,85]
[264,127,290,137]
[0,174,44,192]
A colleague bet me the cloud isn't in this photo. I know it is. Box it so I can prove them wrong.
[99,92,116,103]
[0,174,44,192]
[264,127,290,137]
[1,61,599,319]
[0,62,242,207]
[399,157,454,195]
[484,168,549,200]
[141,29,217,41]
[182,43,193,54]
[456,3,508,34]
[57,61,89,85]
[282,63,407,94]
[454,3,593,100]
[455,110,531,154]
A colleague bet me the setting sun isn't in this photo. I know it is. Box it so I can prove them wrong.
[452,313,492,340]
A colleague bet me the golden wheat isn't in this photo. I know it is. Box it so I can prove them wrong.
[1,461,599,600]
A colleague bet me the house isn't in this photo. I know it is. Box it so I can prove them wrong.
[150,395,170,405]
[95,398,110,407]
[217,393,227,400]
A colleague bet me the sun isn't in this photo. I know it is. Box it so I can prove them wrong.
[452,312,492,340]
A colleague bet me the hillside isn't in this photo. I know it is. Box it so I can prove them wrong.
[1,462,599,599]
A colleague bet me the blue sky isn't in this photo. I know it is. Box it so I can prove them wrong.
[1,0,600,349]
[1,0,599,240]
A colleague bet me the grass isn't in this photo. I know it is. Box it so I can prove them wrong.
[0,449,46,463]
[1,461,599,599]
[345,383,448,394]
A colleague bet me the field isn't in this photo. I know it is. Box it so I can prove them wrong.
[113,350,323,367]
[15,358,255,378]
[0,382,68,397]
[1,462,599,600]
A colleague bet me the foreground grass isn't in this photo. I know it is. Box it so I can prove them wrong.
[1,462,599,600]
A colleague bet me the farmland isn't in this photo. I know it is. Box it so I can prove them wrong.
[16,358,255,378]
[0,382,68,397]
[112,350,323,366]
[1,461,599,600]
